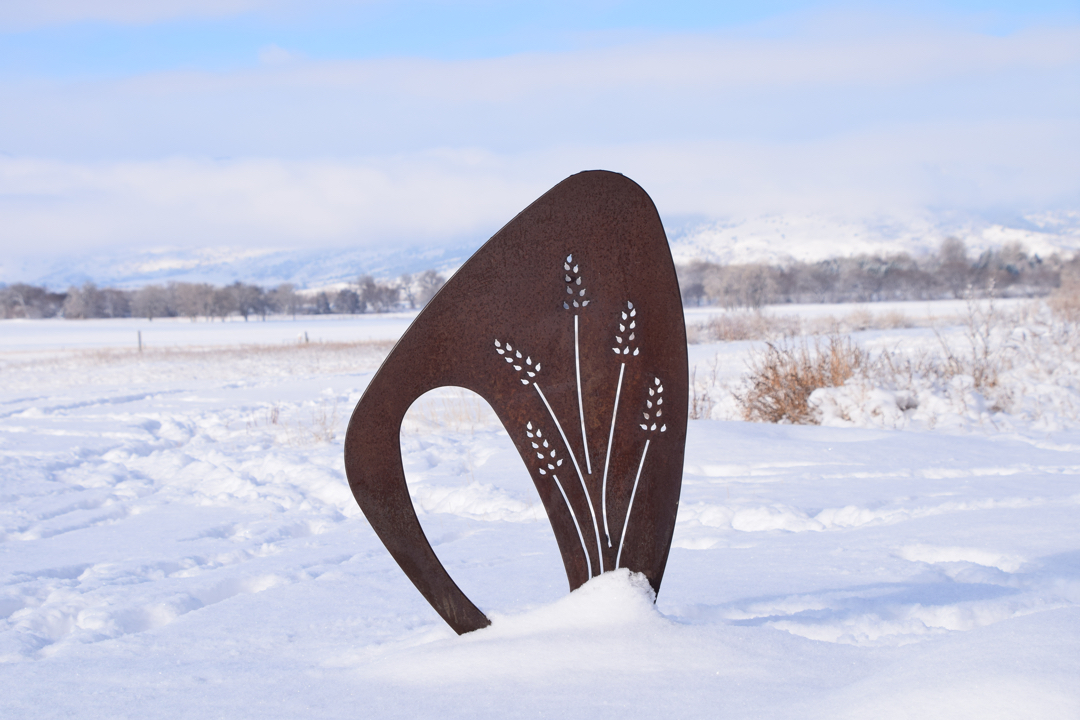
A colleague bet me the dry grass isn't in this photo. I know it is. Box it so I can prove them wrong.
[402,388,500,435]
[733,336,867,423]
[2,338,395,369]
[878,309,920,329]
[1048,282,1080,323]
[687,311,801,343]
[307,399,341,443]
[244,398,341,445]
[0,339,396,390]
[687,308,937,344]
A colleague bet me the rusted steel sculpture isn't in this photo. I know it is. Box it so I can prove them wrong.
[344,170,688,634]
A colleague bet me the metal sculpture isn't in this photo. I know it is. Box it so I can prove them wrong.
[344,170,688,634]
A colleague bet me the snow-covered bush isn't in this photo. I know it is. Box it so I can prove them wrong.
[733,301,1080,432]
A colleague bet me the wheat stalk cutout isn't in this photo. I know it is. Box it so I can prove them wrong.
[615,376,667,569]
[562,254,593,476]
[601,300,640,547]
[525,421,591,577]
[495,338,604,572]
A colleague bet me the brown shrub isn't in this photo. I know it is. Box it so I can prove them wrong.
[734,336,867,424]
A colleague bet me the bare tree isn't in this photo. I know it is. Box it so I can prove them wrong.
[357,274,400,312]
[415,270,446,307]
[101,288,131,318]
[701,263,779,309]
[356,275,378,312]
[677,261,711,306]
[334,288,361,314]
[938,237,970,298]
[378,282,400,312]
[268,283,300,319]
[399,273,416,309]
[230,282,265,321]
[0,284,66,318]
[132,285,170,320]
[0,285,18,319]
[211,286,236,321]
[62,282,105,319]
[173,282,214,321]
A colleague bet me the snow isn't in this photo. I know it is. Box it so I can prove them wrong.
[0,313,419,353]
[669,210,1080,267]
[2,312,1079,719]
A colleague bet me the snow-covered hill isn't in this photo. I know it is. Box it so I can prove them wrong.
[0,243,474,292]
[669,209,1080,267]
[4,210,1078,290]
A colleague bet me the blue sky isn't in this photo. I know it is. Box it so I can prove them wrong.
[1,1,1077,264]
[3,1,1076,74]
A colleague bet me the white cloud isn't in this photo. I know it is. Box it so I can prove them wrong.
[111,22,1075,100]
[2,115,1076,259]
[0,15,1076,260]
[2,21,1075,160]
[0,153,545,254]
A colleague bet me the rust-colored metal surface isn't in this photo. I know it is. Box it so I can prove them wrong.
[344,170,688,634]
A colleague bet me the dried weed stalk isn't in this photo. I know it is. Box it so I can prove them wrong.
[403,389,500,434]
[245,399,340,445]
[307,399,340,443]
[689,357,722,420]
[930,295,1006,396]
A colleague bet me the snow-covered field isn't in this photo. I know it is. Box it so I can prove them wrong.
[2,310,1078,719]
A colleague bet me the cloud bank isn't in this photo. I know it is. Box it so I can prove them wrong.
[1,12,1077,262]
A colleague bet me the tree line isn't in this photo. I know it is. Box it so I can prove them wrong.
[2,238,1074,320]
[679,238,1071,308]
[0,270,446,321]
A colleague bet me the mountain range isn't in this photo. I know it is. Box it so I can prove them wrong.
[4,210,1078,291]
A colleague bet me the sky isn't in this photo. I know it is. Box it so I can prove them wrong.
[0,1,1078,265]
